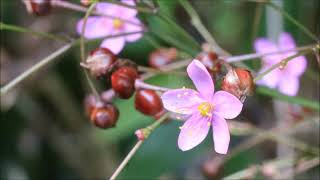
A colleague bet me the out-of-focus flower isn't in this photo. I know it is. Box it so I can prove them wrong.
[77,1,143,54]
[161,60,243,154]
[254,32,307,96]
[148,48,177,69]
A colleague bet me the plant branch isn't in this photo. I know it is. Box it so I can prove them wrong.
[109,113,169,180]
[104,0,157,14]
[0,42,74,96]
[0,22,69,42]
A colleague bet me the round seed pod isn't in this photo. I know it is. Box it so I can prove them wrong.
[81,48,117,78]
[134,89,164,116]
[111,66,139,99]
[22,0,51,16]
[90,103,119,129]
[221,67,255,101]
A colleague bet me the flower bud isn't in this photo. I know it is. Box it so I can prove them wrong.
[111,66,139,99]
[197,51,221,75]
[81,48,117,78]
[135,89,164,116]
[90,103,119,129]
[22,0,51,16]
[148,48,177,69]
[221,67,255,101]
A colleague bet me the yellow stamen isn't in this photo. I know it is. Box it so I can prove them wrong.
[113,19,123,29]
[197,102,213,117]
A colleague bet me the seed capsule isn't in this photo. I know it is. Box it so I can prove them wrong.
[81,48,117,78]
[135,89,164,116]
[22,0,51,16]
[148,48,177,69]
[111,66,139,99]
[221,67,255,101]
[90,103,119,129]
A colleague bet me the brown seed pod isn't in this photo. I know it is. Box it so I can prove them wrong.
[90,103,119,129]
[148,48,177,69]
[111,66,139,99]
[22,0,51,16]
[135,89,164,116]
[221,67,255,101]
[81,48,117,78]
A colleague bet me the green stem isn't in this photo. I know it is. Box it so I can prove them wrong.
[256,87,320,111]
[253,50,310,82]
[109,113,169,180]
[80,3,100,98]
[178,0,230,56]
[0,42,74,96]
[268,2,319,42]
[0,22,69,42]
[104,0,157,14]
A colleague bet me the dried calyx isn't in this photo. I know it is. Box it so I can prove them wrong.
[197,44,222,76]
[148,48,177,69]
[81,48,117,78]
[22,0,51,16]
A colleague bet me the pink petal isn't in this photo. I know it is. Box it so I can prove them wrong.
[278,76,300,96]
[285,56,307,77]
[212,91,243,119]
[187,60,214,100]
[278,32,296,50]
[100,37,125,54]
[254,38,281,65]
[124,17,143,42]
[96,2,137,19]
[256,66,281,88]
[161,88,204,115]
[178,113,211,151]
[77,17,112,39]
[212,115,230,154]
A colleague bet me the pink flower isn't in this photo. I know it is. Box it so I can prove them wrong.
[77,0,143,54]
[254,32,307,96]
[161,60,243,154]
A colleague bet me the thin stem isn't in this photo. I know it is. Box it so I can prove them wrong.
[138,66,186,76]
[0,22,69,42]
[109,140,143,180]
[51,0,145,29]
[253,50,311,82]
[109,113,169,180]
[178,0,230,56]
[135,79,171,92]
[0,43,74,96]
[80,3,100,98]
[104,0,157,14]
[225,44,316,62]
[268,2,319,42]
[251,3,263,42]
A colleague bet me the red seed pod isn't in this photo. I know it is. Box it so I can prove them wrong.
[84,94,99,116]
[221,67,255,101]
[111,66,139,99]
[22,0,51,16]
[197,51,221,75]
[148,48,177,69]
[81,48,117,78]
[135,89,164,116]
[90,103,119,129]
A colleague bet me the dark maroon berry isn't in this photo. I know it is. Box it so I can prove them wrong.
[90,103,119,129]
[22,0,51,16]
[135,89,164,116]
[81,48,117,78]
[111,66,139,99]
[148,48,177,69]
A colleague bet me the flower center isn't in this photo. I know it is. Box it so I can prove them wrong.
[113,19,123,29]
[197,102,213,117]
